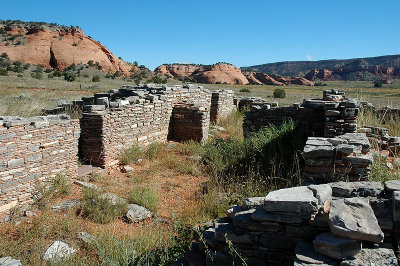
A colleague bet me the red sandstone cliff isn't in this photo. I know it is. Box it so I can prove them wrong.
[0,23,136,75]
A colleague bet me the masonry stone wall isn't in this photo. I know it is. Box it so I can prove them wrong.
[0,115,79,211]
[303,133,372,182]
[243,90,360,138]
[80,85,213,168]
[210,90,235,123]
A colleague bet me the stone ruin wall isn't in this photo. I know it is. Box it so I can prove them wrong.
[80,85,214,168]
[0,115,79,211]
[242,90,359,138]
[210,90,235,123]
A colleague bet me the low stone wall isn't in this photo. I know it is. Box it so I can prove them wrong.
[303,133,372,182]
[0,115,80,211]
[243,90,360,138]
[359,126,400,155]
[80,85,213,168]
[194,181,398,266]
[210,90,235,123]
[169,103,210,142]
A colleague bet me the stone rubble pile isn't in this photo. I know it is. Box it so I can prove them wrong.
[234,96,278,111]
[303,133,372,182]
[190,181,399,266]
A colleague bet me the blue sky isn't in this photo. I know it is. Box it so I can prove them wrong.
[1,0,399,69]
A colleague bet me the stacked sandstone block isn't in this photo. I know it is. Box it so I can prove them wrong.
[169,103,210,142]
[0,115,79,211]
[303,133,372,182]
[80,84,214,168]
[234,96,278,111]
[193,182,398,266]
[210,90,235,123]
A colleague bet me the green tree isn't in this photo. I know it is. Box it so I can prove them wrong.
[92,75,100,82]
[273,88,286,98]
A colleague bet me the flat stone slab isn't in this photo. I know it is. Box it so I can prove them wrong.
[264,186,318,217]
[126,204,152,223]
[74,180,99,190]
[234,209,282,232]
[313,232,361,260]
[393,191,400,223]
[43,241,76,261]
[51,199,81,212]
[242,197,265,209]
[0,257,22,266]
[251,207,303,224]
[214,223,256,244]
[340,248,398,266]
[329,198,384,243]
[385,180,400,196]
[295,241,336,266]
[329,181,383,197]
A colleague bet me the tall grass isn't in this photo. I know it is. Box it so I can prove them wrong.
[358,108,400,136]
[129,186,159,212]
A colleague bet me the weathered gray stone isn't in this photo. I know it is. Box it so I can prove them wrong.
[385,180,400,196]
[308,184,332,205]
[340,248,398,266]
[242,197,265,209]
[295,241,337,266]
[126,204,152,223]
[0,257,22,266]
[313,232,361,260]
[121,166,134,173]
[51,199,81,212]
[329,181,383,197]
[43,241,76,261]
[260,233,300,250]
[336,144,361,155]
[251,206,303,224]
[304,145,335,158]
[264,186,318,217]
[329,198,384,243]
[7,158,24,168]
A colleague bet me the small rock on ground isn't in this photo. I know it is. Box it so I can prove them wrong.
[100,193,127,205]
[74,180,99,190]
[295,241,336,266]
[0,257,22,266]
[126,204,152,223]
[43,241,76,261]
[77,232,97,245]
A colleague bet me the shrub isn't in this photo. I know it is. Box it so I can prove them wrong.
[64,72,76,82]
[374,80,382,88]
[314,82,327,86]
[72,42,78,46]
[145,142,164,160]
[0,68,8,76]
[51,173,71,195]
[31,71,43,79]
[120,144,143,165]
[1,52,8,59]
[239,88,251,93]
[129,186,158,212]
[17,74,23,78]
[92,75,100,82]
[15,40,22,45]
[87,60,94,67]
[273,88,286,98]
[81,188,127,224]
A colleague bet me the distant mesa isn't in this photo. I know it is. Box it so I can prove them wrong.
[0,20,137,76]
[243,55,400,81]
[155,63,314,86]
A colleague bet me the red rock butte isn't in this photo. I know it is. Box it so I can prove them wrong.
[0,23,136,76]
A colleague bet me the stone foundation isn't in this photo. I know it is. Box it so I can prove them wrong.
[210,90,235,123]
